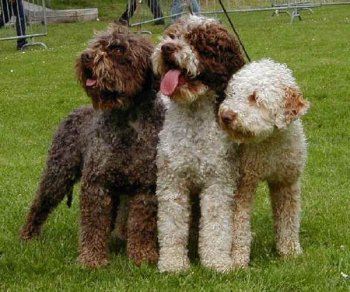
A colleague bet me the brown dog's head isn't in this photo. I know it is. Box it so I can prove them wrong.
[151,15,245,103]
[76,25,154,110]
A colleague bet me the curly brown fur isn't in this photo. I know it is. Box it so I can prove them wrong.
[126,194,158,265]
[152,15,245,106]
[20,25,164,268]
[75,25,155,110]
[172,19,245,94]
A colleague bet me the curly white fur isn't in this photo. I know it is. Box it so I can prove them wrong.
[157,94,238,273]
[154,16,240,273]
[219,59,309,267]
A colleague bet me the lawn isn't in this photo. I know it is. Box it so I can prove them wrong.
[0,3,350,291]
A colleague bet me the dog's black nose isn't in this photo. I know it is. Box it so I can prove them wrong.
[81,51,93,63]
[220,110,237,125]
[161,43,176,54]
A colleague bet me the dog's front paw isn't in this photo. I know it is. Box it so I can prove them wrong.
[158,254,190,273]
[78,253,109,268]
[201,256,233,273]
[232,249,250,268]
[277,241,303,258]
[128,248,159,266]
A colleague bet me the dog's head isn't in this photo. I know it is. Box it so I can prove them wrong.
[219,59,310,143]
[151,15,245,103]
[76,25,154,110]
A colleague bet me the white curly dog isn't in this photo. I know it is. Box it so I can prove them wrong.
[219,59,309,267]
[152,15,246,273]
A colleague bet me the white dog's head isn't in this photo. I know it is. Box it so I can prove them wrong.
[151,15,245,103]
[219,59,309,143]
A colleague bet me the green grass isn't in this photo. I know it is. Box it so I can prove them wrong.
[1,4,350,291]
[47,0,128,19]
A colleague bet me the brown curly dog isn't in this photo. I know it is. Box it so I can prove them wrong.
[20,25,164,268]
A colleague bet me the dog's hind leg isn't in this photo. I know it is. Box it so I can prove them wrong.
[127,193,158,266]
[20,112,83,240]
[20,166,80,240]
[268,180,302,257]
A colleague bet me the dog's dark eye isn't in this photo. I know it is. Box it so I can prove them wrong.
[168,33,176,39]
[248,92,257,104]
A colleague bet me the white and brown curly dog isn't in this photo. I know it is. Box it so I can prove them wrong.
[152,15,246,272]
[219,59,309,267]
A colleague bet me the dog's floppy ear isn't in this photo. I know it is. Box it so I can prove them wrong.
[284,86,310,125]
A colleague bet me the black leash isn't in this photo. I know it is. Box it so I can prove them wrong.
[218,0,251,62]
[185,0,193,15]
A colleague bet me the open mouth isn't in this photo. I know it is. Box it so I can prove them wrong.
[84,68,97,88]
[86,78,97,87]
[83,74,123,102]
[160,69,190,97]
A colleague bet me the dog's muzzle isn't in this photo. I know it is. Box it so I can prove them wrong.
[219,109,238,128]
[161,43,177,55]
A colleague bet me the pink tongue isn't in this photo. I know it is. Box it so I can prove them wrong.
[160,69,182,96]
[86,78,97,87]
